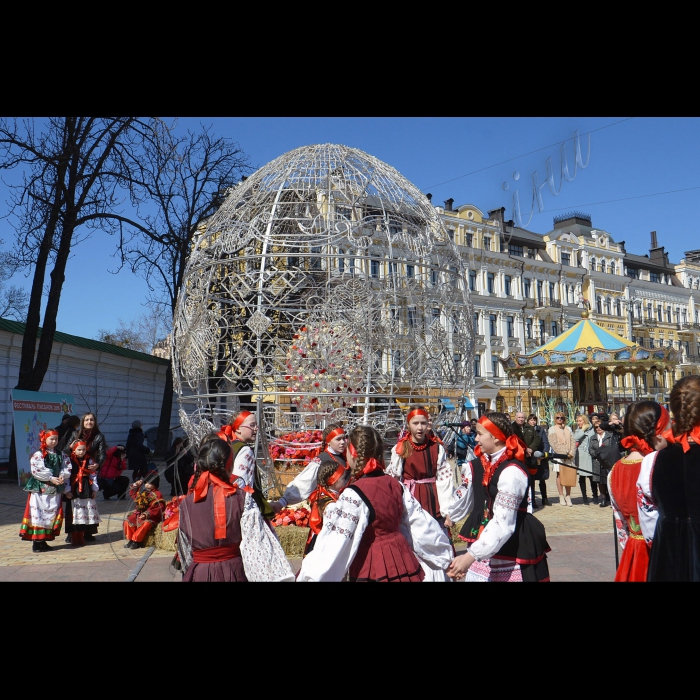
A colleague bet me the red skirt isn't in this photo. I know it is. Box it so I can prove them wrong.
[614,537,650,582]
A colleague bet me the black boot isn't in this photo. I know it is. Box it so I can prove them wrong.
[540,480,550,506]
[579,476,589,505]
[32,541,43,553]
[591,479,599,504]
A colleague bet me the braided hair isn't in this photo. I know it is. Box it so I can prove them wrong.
[623,401,662,445]
[347,425,385,481]
[670,375,700,435]
[191,437,232,491]
[484,412,514,439]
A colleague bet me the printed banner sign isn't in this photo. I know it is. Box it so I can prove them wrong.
[11,389,75,488]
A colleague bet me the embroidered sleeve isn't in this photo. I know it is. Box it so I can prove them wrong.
[436,444,455,516]
[30,452,54,482]
[281,458,321,505]
[385,446,403,480]
[636,451,659,546]
[469,464,529,562]
[232,445,257,488]
[296,491,369,582]
[446,461,474,522]
[400,484,453,571]
[608,468,628,550]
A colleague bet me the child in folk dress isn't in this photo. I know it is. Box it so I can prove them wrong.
[65,440,101,547]
[19,429,72,552]
[123,477,166,549]
[304,452,352,556]
[297,425,453,582]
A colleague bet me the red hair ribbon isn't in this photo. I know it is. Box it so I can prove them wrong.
[39,429,59,457]
[477,415,526,462]
[308,485,340,535]
[193,470,252,539]
[232,411,253,433]
[325,427,346,444]
[71,440,87,450]
[406,408,430,423]
[218,425,235,441]
[347,441,382,477]
[326,462,349,486]
[620,406,671,456]
[676,424,700,453]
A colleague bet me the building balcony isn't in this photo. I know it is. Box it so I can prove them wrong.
[490,335,504,347]
[681,354,700,364]
[534,299,562,309]
[680,322,700,331]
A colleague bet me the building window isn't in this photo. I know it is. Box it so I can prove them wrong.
[492,358,500,377]
[605,298,611,315]
[551,321,559,337]
[388,261,397,278]
[504,275,512,296]
[483,236,491,251]
[469,269,477,291]
[489,314,497,336]
[507,315,514,337]
[408,308,416,327]
[525,318,533,339]
[336,205,352,220]
[473,312,479,334]
[527,248,536,259]
[539,320,546,339]
[453,352,461,366]
[647,304,653,320]
[537,280,543,303]
[650,271,661,283]
[549,282,555,300]
[657,305,662,322]
[523,278,531,298]
[561,252,571,266]
[448,228,455,241]
[627,267,639,279]
[474,355,481,377]
[683,309,688,323]
[610,262,616,275]
[649,337,655,349]
[466,233,473,247]
[597,297,602,314]
[338,250,345,273]
[666,307,672,323]
[616,298,622,316]
[406,264,414,278]
[432,307,441,322]
[371,260,380,278]
[487,273,495,294]
[509,243,524,257]
[590,257,596,272]
[431,270,439,286]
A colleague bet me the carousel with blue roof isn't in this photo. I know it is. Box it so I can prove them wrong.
[500,310,681,416]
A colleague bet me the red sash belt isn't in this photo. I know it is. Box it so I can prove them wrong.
[192,544,240,563]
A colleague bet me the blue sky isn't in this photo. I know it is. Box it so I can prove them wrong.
[2,117,699,341]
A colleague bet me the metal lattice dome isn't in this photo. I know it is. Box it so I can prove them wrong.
[172,143,474,448]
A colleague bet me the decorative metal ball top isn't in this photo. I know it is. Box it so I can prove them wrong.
[171,143,474,447]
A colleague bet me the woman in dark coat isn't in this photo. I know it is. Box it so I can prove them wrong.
[63,412,107,542]
[126,420,151,482]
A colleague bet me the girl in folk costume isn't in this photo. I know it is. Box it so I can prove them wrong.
[304,449,352,556]
[179,437,294,582]
[297,425,453,582]
[65,440,101,547]
[609,401,669,582]
[123,476,166,549]
[548,411,577,506]
[216,410,275,519]
[446,413,550,582]
[386,406,454,534]
[637,375,700,581]
[20,429,72,552]
[270,423,349,513]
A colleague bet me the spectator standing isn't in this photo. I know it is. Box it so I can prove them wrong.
[512,411,542,508]
[528,414,551,507]
[548,412,577,506]
[573,414,598,504]
[164,437,195,497]
[588,420,621,508]
[56,415,80,453]
[126,420,151,482]
[455,421,476,466]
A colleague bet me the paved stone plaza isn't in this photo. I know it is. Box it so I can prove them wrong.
[0,465,618,582]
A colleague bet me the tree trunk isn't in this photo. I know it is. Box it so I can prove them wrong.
[154,361,174,457]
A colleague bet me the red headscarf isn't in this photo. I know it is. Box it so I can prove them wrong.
[620,405,670,456]
[474,415,527,487]
[39,429,59,458]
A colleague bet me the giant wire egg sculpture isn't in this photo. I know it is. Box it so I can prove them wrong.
[172,144,474,490]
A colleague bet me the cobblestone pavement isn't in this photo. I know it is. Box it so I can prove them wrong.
[0,467,619,581]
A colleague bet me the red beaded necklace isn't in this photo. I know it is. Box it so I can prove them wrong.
[409,437,429,451]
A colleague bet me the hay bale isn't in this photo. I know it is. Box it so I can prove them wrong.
[450,518,468,545]
[275,525,309,558]
[154,523,178,551]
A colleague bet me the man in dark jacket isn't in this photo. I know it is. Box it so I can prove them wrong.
[513,411,543,507]
[126,420,151,482]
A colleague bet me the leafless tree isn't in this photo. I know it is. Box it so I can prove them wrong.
[118,122,251,455]
[0,116,158,475]
[96,304,170,354]
[75,383,124,423]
